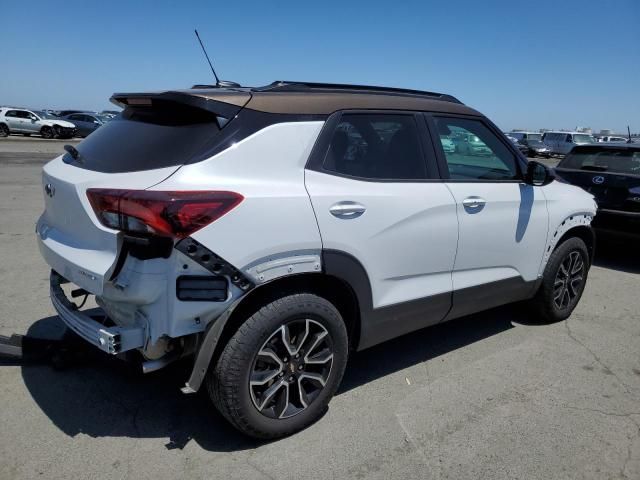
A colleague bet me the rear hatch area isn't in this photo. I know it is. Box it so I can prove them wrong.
[37,88,251,296]
[37,160,180,295]
[555,146,640,212]
[555,169,639,210]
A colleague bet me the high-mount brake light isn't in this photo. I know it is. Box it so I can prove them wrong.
[86,189,243,239]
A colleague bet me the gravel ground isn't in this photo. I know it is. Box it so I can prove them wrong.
[0,140,638,480]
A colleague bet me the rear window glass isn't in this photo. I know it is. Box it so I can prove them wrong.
[559,148,640,175]
[70,100,221,173]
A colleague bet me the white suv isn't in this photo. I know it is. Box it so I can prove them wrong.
[0,108,76,139]
[36,81,597,438]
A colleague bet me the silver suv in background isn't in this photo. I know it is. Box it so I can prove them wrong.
[0,108,76,139]
[509,132,551,158]
[509,131,543,143]
[62,112,110,137]
[542,131,596,155]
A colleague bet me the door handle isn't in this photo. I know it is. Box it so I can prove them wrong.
[462,197,486,210]
[329,201,366,219]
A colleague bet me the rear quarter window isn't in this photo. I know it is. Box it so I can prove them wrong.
[71,100,221,173]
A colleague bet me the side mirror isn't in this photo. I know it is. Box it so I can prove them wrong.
[525,160,554,186]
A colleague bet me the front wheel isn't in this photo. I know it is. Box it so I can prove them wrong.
[207,293,349,439]
[0,124,9,137]
[532,237,590,322]
[40,126,54,139]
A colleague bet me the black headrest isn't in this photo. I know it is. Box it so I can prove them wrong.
[331,130,349,156]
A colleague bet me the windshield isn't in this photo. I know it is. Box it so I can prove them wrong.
[527,134,542,141]
[559,148,640,175]
[573,134,595,144]
[34,111,58,120]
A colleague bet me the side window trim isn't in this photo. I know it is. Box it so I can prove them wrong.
[424,113,526,182]
[423,113,450,180]
[305,109,439,182]
[416,113,443,179]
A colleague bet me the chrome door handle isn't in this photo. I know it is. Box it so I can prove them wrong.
[462,197,486,209]
[329,201,366,219]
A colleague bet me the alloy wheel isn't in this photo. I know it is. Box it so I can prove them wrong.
[553,250,585,310]
[249,318,334,419]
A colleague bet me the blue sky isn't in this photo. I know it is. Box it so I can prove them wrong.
[2,0,639,132]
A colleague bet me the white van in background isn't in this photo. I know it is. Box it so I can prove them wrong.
[542,131,595,155]
[509,131,543,142]
[597,135,628,143]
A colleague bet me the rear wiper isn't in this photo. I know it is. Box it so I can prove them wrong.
[63,144,82,163]
[580,165,607,172]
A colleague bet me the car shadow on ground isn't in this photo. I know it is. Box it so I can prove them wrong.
[592,235,640,274]
[14,305,523,451]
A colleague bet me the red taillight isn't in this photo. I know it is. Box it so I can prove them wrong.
[86,189,243,239]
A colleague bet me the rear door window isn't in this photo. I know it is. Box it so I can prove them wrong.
[71,100,222,173]
[322,113,427,180]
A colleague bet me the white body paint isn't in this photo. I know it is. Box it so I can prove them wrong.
[37,119,596,359]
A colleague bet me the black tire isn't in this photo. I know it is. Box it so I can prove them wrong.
[40,126,54,139]
[207,293,349,439]
[532,237,590,323]
[0,124,8,137]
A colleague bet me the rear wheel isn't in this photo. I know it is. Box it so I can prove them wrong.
[40,126,54,139]
[532,237,589,322]
[0,124,9,137]
[207,293,349,439]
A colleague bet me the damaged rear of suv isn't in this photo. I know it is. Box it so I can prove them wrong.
[37,81,596,439]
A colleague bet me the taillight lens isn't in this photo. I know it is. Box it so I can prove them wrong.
[86,189,243,239]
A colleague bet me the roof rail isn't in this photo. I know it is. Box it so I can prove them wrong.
[258,81,462,104]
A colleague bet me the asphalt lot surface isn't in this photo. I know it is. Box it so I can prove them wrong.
[1,138,639,480]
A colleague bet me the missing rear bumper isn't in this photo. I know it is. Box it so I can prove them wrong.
[50,270,145,355]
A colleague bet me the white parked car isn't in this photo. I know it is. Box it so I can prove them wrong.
[0,108,76,139]
[440,135,455,153]
[597,135,628,143]
[36,81,597,438]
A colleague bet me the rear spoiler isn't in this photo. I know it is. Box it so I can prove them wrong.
[110,90,252,124]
